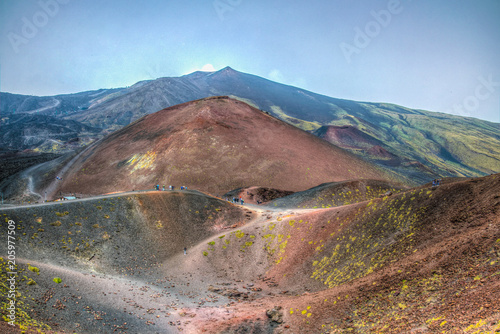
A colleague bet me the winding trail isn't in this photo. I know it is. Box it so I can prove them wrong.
[26,97,61,114]
[42,140,102,200]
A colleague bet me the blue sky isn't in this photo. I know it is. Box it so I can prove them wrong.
[0,0,499,122]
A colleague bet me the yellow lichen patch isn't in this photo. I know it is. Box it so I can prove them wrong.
[0,260,53,332]
[465,319,487,332]
[28,264,40,275]
[127,151,157,174]
[310,195,426,288]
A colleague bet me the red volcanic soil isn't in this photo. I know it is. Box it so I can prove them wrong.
[223,186,295,204]
[367,144,398,159]
[314,125,384,150]
[186,174,500,333]
[56,97,396,197]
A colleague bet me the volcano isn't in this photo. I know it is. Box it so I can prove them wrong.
[54,97,397,197]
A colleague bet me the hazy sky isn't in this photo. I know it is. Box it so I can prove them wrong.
[1,0,499,122]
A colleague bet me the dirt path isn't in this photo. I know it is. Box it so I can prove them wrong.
[41,140,102,200]
[0,189,207,210]
[25,97,61,114]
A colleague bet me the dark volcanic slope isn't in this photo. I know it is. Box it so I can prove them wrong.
[0,114,101,152]
[0,190,250,334]
[0,152,61,183]
[56,97,395,196]
[0,88,122,116]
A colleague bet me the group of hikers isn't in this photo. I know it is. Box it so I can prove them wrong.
[155,184,187,191]
[432,179,442,187]
[154,184,247,206]
[225,196,245,205]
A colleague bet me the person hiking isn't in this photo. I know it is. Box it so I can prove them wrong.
[183,247,187,255]
[241,198,244,205]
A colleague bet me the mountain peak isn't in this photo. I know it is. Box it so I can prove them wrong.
[214,66,238,75]
[184,67,236,77]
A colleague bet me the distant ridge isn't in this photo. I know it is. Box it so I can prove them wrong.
[1,66,499,184]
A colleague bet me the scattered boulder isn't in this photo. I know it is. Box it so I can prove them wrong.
[266,306,283,324]
[208,285,249,299]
